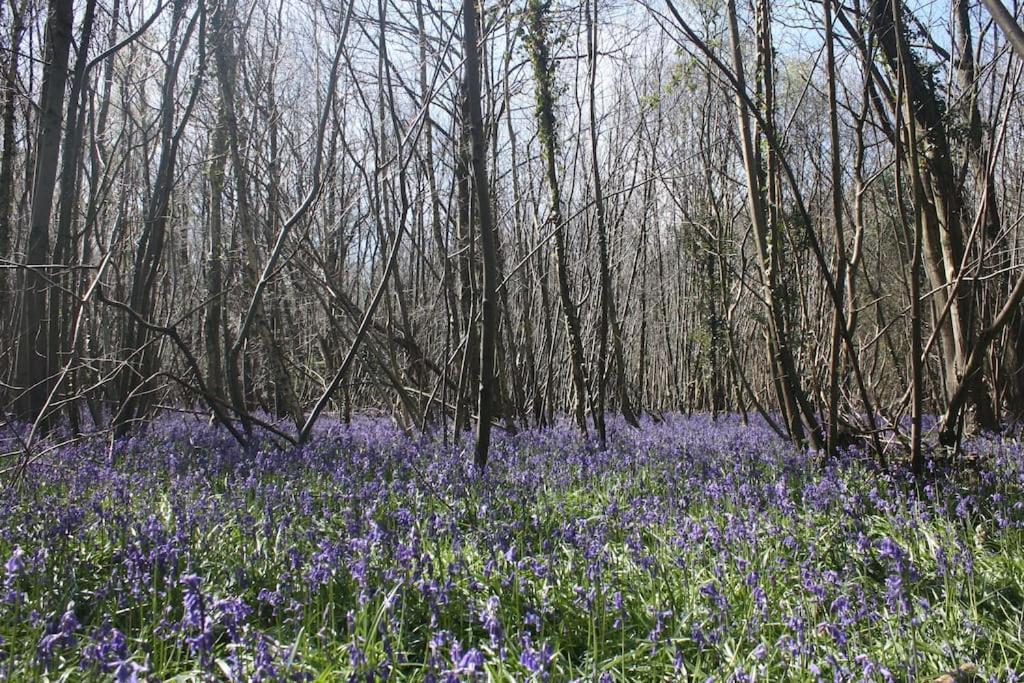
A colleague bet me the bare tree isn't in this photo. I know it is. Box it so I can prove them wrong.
[462,0,500,470]
[527,0,590,436]
[15,0,74,423]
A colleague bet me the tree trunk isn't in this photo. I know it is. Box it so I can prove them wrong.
[725,0,820,447]
[50,0,99,427]
[0,0,28,333]
[527,0,590,436]
[587,0,638,443]
[204,94,229,402]
[460,0,500,471]
[869,0,1000,443]
[115,0,194,433]
[212,0,303,431]
[15,0,74,423]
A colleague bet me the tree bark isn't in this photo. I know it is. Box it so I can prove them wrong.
[868,0,1000,442]
[461,0,500,471]
[0,0,28,328]
[723,0,820,448]
[587,0,638,443]
[527,0,590,436]
[15,0,74,423]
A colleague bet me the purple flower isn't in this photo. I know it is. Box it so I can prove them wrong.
[181,574,205,630]
[113,660,148,683]
[4,547,25,576]
[481,595,505,654]
[214,596,251,641]
[180,574,214,666]
[520,645,543,674]
[37,604,79,667]
[455,647,484,673]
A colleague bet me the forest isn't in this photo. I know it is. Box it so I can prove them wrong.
[1,0,1024,679]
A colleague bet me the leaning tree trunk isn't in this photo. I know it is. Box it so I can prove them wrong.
[724,0,820,448]
[869,0,1000,444]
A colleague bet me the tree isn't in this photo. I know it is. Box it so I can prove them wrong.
[15,0,74,423]
[461,0,500,470]
[527,0,591,437]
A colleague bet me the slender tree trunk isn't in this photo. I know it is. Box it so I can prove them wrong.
[453,117,479,435]
[977,0,1024,59]
[724,0,819,447]
[213,0,302,431]
[460,0,500,471]
[823,0,849,454]
[115,0,195,433]
[527,0,589,436]
[889,10,926,473]
[586,0,638,443]
[204,97,229,402]
[50,0,99,426]
[417,0,457,430]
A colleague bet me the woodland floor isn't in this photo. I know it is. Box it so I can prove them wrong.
[1,415,1023,681]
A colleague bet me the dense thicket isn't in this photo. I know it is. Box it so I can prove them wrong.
[2,0,1024,468]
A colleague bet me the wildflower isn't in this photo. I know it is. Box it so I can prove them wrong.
[885,574,908,615]
[252,632,280,681]
[4,547,24,577]
[520,643,543,675]
[180,574,213,666]
[181,574,205,630]
[114,660,147,682]
[455,647,484,674]
[37,604,79,667]
[481,595,505,654]
[648,609,673,641]
[214,596,251,641]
